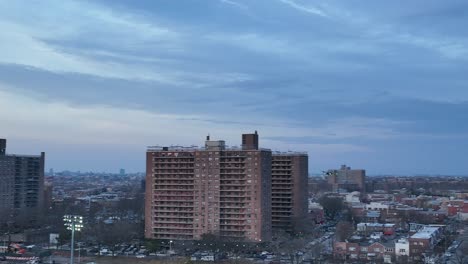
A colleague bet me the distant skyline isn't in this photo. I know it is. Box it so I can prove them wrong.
[1,0,467,175]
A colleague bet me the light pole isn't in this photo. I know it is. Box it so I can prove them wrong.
[169,240,173,251]
[64,215,83,264]
[78,242,81,263]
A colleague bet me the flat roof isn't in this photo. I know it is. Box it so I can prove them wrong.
[410,227,440,239]
[147,146,309,154]
[357,223,395,227]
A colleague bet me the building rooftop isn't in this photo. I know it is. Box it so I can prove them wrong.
[410,227,440,239]
[147,145,309,155]
[147,145,271,152]
[357,223,395,228]
[3,153,43,158]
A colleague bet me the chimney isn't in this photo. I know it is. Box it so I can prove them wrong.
[0,139,6,156]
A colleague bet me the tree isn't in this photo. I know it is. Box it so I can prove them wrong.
[335,221,354,242]
[291,216,318,237]
[318,195,344,220]
[91,221,138,256]
[269,230,307,264]
[451,242,468,264]
[57,225,72,248]
[309,242,324,261]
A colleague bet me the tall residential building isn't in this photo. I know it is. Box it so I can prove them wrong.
[327,165,366,192]
[0,139,45,226]
[271,152,308,231]
[145,134,272,242]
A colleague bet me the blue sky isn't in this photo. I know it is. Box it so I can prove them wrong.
[0,0,467,175]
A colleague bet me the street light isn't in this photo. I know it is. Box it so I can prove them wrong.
[169,240,173,251]
[63,215,84,264]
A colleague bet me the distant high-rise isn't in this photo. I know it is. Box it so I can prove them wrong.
[0,139,45,226]
[120,168,126,176]
[271,153,308,231]
[145,133,272,242]
[327,165,365,192]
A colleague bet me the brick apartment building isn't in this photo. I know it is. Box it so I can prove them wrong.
[327,165,366,192]
[145,133,273,241]
[271,152,308,231]
[0,139,45,226]
[145,132,309,241]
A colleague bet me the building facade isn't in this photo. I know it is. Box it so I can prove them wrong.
[145,134,273,242]
[408,226,443,261]
[271,153,308,231]
[327,165,366,192]
[0,139,45,226]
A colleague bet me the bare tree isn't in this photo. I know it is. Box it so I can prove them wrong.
[269,230,307,264]
[451,241,468,264]
[318,196,344,220]
[335,221,354,242]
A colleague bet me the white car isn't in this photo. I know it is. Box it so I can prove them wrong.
[136,254,146,258]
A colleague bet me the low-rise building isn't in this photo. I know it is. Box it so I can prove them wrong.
[408,226,443,261]
[356,223,395,236]
[366,202,390,211]
[395,238,410,259]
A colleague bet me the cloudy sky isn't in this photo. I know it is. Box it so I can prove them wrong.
[1,0,467,175]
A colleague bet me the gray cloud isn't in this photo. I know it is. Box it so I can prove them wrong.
[0,0,467,174]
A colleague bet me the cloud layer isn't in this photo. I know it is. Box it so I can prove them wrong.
[0,0,467,174]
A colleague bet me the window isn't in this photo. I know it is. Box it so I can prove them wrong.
[399,249,406,253]
[374,248,380,253]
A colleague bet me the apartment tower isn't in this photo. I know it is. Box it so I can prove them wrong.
[327,165,366,192]
[145,133,272,241]
[0,139,45,226]
[271,152,308,231]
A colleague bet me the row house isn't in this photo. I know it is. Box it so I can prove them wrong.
[447,200,468,216]
[333,241,395,262]
[356,223,395,236]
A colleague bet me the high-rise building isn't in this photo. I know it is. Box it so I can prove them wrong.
[145,134,272,242]
[327,165,365,192]
[120,168,126,176]
[271,152,308,232]
[0,139,45,226]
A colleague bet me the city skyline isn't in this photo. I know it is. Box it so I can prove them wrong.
[1,1,468,175]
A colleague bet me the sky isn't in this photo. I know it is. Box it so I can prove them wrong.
[0,0,467,175]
